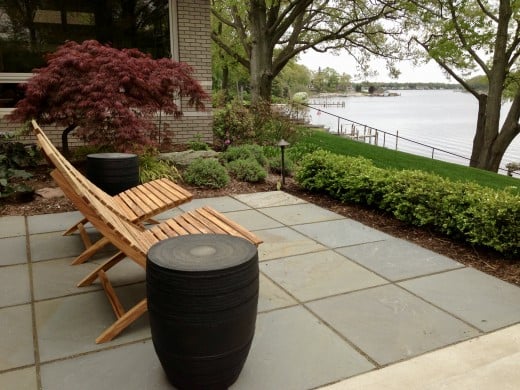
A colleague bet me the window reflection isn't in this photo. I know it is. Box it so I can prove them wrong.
[0,0,171,73]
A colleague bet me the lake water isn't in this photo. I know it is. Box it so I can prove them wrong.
[306,89,520,175]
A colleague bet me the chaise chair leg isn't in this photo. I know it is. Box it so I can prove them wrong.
[77,251,127,287]
[63,217,89,236]
[71,236,112,265]
[95,299,148,344]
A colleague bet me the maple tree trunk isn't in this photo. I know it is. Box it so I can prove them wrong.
[61,124,78,157]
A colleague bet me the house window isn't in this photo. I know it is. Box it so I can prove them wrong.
[0,0,177,111]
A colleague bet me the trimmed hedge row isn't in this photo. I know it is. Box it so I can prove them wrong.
[295,150,520,256]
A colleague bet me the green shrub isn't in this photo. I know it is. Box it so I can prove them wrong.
[213,101,255,147]
[187,134,210,151]
[183,158,230,189]
[139,154,181,183]
[267,154,294,176]
[227,159,267,183]
[188,140,210,151]
[286,142,321,163]
[220,144,267,166]
[0,137,40,199]
[295,150,520,256]
[213,100,309,147]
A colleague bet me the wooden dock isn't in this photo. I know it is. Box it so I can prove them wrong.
[309,101,345,108]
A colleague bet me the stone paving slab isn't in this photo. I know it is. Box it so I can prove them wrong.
[0,215,25,238]
[40,340,167,390]
[258,273,297,312]
[35,283,150,362]
[0,236,27,266]
[0,304,34,371]
[234,191,306,208]
[320,324,520,390]
[0,367,37,390]
[308,284,480,366]
[338,238,464,281]
[293,219,391,248]
[27,211,83,234]
[29,232,92,262]
[232,306,375,390]
[0,264,31,307]
[178,196,250,213]
[255,227,326,261]
[31,258,102,300]
[224,209,284,231]
[399,268,520,332]
[261,250,387,302]
[259,203,344,226]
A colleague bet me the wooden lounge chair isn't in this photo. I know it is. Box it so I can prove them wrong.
[35,127,263,344]
[31,120,193,264]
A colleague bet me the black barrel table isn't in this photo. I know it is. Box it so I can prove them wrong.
[146,234,259,389]
[86,152,139,195]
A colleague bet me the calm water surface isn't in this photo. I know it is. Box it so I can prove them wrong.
[308,90,520,173]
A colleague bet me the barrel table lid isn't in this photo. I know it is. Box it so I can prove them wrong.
[87,152,137,159]
[147,234,257,272]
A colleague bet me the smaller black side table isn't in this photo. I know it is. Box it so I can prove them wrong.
[86,153,139,195]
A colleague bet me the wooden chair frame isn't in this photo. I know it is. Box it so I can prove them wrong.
[31,120,193,264]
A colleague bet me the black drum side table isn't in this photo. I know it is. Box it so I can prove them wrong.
[86,153,139,195]
[146,234,259,389]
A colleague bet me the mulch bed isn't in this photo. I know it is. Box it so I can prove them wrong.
[2,167,518,286]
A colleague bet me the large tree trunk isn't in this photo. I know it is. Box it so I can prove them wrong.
[468,0,515,172]
[471,93,520,172]
[470,95,488,168]
[488,91,520,171]
[249,1,274,106]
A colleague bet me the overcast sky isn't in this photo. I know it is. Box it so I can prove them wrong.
[298,50,454,84]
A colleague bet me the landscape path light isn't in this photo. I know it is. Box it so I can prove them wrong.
[277,139,290,187]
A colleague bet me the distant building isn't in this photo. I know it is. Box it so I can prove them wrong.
[0,0,212,149]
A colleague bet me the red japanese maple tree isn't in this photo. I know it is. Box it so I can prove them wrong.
[8,40,208,153]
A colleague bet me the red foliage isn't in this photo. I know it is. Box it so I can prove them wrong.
[8,40,209,152]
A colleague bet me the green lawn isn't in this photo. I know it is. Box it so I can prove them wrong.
[298,130,519,193]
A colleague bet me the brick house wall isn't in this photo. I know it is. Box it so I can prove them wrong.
[0,0,213,151]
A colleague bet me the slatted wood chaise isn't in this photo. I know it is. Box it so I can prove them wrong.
[34,123,263,344]
[32,120,193,264]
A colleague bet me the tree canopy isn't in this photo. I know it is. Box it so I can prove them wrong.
[211,0,404,105]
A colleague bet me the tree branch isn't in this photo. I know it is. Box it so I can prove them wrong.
[475,0,499,22]
[447,0,490,76]
[413,37,480,99]
[211,32,250,69]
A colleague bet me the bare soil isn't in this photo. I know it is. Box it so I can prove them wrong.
[2,165,518,286]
